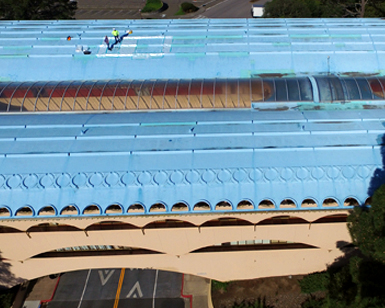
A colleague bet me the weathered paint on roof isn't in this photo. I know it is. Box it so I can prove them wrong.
[1,18,385,81]
[0,109,383,218]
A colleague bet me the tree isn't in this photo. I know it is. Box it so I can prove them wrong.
[0,0,77,20]
[263,0,385,18]
[348,184,385,263]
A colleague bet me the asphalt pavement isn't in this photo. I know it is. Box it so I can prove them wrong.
[45,269,196,308]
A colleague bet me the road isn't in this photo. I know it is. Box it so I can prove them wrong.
[47,269,186,308]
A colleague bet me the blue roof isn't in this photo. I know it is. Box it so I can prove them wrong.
[0,108,383,218]
[1,18,385,81]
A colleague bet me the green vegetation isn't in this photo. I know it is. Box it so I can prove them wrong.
[175,2,199,15]
[299,184,385,307]
[263,0,385,18]
[0,0,77,20]
[141,0,163,13]
[211,280,230,292]
[0,286,18,308]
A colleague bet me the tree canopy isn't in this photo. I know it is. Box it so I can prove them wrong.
[0,0,77,20]
[263,0,385,18]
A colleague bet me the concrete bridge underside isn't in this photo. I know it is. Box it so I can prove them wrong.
[0,210,350,287]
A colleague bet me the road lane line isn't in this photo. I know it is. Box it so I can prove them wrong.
[152,269,159,308]
[77,269,91,308]
[114,268,126,308]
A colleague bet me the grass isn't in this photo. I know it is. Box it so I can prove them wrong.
[141,0,163,13]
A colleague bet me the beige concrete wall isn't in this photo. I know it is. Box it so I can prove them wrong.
[0,210,351,286]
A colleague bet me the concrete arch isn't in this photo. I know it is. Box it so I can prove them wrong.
[171,202,189,212]
[215,200,233,211]
[0,206,11,217]
[312,213,348,224]
[15,205,34,217]
[144,219,196,229]
[322,197,340,207]
[193,200,211,211]
[149,202,167,213]
[27,223,82,233]
[83,204,101,215]
[365,197,372,205]
[257,199,275,209]
[257,215,309,225]
[301,198,318,208]
[60,204,80,216]
[236,199,254,210]
[127,203,145,214]
[343,196,360,206]
[85,221,139,231]
[105,203,123,214]
[38,205,57,216]
[200,217,253,227]
[279,198,297,209]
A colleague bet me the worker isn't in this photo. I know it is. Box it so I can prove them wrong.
[104,35,111,50]
[112,28,120,43]
[119,29,133,42]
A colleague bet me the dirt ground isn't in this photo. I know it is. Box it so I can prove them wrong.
[211,275,312,308]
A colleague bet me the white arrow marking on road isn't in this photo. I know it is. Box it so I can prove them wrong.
[98,269,115,286]
[126,281,143,298]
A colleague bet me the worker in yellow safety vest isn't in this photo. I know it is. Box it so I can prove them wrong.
[112,28,120,43]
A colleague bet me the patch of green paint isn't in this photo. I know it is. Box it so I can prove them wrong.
[175,52,205,60]
[173,36,206,40]
[335,43,345,48]
[219,52,248,57]
[172,44,205,48]
[249,70,295,78]
[0,54,28,58]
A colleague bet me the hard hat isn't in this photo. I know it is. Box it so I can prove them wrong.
[129,30,133,34]
[113,28,116,30]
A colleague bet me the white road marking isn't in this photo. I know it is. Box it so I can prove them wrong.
[126,281,143,298]
[77,269,91,308]
[98,269,115,286]
[152,270,159,308]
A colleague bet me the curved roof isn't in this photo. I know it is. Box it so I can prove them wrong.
[0,108,383,218]
[2,75,385,112]
[1,18,385,81]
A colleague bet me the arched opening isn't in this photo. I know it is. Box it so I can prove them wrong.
[0,207,11,217]
[257,216,308,225]
[322,198,339,207]
[127,204,145,213]
[15,206,33,217]
[60,205,79,216]
[344,197,359,206]
[32,246,162,258]
[83,205,101,215]
[301,199,318,208]
[38,206,56,216]
[144,219,195,229]
[0,225,22,233]
[171,203,189,212]
[365,197,372,206]
[105,204,123,214]
[86,221,139,231]
[191,240,317,253]
[27,223,81,232]
[193,202,211,211]
[200,218,253,227]
[237,200,254,210]
[313,214,348,224]
[149,203,167,213]
[215,201,232,211]
[279,199,296,208]
[258,199,275,209]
